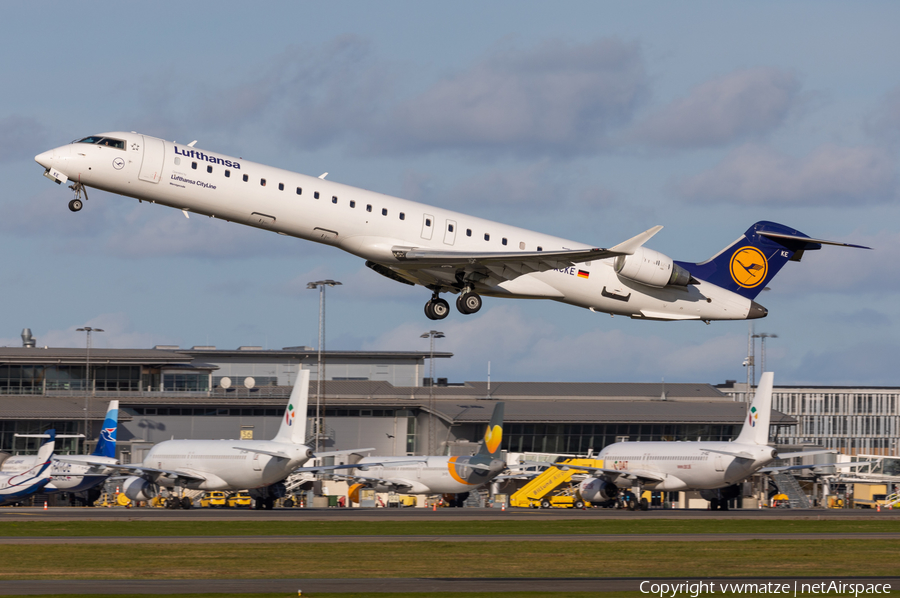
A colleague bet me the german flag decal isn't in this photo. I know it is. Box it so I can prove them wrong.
[577,270,590,279]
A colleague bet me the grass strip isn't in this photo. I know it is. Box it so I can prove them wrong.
[2,518,899,537]
[0,539,897,580]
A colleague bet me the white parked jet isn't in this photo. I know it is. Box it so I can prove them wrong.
[0,430,55,506]
[4,401,119,496]
[572,372,835,511]
[90,370,335,509]
[346,402,506,501]
[35,133,867,321]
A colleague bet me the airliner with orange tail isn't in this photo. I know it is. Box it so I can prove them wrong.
[347,402,505,495]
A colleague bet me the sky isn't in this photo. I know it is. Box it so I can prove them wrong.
[1,1,899,387]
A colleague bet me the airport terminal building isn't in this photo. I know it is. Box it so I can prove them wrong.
[0,342,806,464]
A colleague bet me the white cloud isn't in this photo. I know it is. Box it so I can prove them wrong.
[630,67,801,149]
[674,143,897,205]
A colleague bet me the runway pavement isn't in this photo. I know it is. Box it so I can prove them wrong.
[1,577,898,595]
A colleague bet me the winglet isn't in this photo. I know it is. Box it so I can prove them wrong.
[609,225,664,255]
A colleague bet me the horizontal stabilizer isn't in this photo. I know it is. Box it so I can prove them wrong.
[758,230,871,250]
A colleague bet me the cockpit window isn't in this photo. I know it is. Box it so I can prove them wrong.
[76,136,125,149]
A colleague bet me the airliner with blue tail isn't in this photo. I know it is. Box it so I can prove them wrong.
[2,401,119,493]
[35,133,868,321]
[0,430,55,506]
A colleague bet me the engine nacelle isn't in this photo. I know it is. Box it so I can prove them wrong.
[578,478,619,502]
[121,476,159,502]
[614,247,692,288]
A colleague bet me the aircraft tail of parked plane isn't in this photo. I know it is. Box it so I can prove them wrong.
[93,400,118,458]
[734,373,773,446]
[476,401,505,459]
[272,370,310,445]
[676,221,870,301]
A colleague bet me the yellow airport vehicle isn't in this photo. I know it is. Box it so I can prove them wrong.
[227,491,252,508]
[528,494,591,509]
[509,458,605,508]
[200,491,228,508]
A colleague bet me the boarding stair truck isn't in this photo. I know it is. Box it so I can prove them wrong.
[509,458,604,508]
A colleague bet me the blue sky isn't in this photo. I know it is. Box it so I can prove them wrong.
[2,1,899,386]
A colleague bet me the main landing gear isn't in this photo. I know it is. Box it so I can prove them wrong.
[424,290,483,320]
[67,182,88,212]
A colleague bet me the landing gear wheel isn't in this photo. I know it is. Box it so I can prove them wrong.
[639,498,649,511]
[68,199,83,212]
[284,498,294,508]
[425,297,450,320]
[456,292,482,314]
[264,497,275,510]
[181,496,193,510]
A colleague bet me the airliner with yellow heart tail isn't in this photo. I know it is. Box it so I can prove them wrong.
[347,402,505,496]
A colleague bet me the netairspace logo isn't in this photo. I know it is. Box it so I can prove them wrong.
[639,580,892,597]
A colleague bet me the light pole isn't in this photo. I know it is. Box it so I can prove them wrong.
[76,326,104,452]
[753,333,778,380]
[420,330,445,455]
[307,280,341,453]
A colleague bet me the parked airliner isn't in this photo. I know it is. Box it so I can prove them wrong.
[0,430,55,506]
[35,133,867,321]
[87,370,347,509]
[571,372,829,511]
[4,401,119,497]
[345,402,505,502]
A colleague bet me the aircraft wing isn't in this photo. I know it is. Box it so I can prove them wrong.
[557,463,665,484]
[293,459,426,473]
[776,449,836,459]
[760,461,876,473]
[232,447,291,459]
[701,448,755,460]
[67,459,207,484]
[313,448,375,458]
[339,474,417,492]
[389,226,664,285]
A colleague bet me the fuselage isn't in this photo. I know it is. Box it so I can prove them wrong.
[143,439,313,491]
[354,454,506,494]
[0,461,52,505]
[1,454,117,493]
[35,132,759,321]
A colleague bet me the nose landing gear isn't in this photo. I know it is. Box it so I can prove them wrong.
[67,182,88,212]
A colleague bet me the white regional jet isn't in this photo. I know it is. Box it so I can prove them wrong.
[92,370,334,509]
[35,133,867,322]
[346,402,506,502]
[572,372,832,511]
[3,401,119,498]
[0,430,55,506]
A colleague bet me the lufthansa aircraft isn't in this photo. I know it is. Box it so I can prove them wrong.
[345,402,506,501]
[35,133,867,321]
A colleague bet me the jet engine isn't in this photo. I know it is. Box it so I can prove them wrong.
[614,247,692,288]
[121,476,158,501]
[578,478,619,502]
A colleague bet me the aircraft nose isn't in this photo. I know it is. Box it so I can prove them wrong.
[35,150,53,169]
[748,301,768,319]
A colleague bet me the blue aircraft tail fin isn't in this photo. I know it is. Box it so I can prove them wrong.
[674,221,869,301]
[93,400,118,458]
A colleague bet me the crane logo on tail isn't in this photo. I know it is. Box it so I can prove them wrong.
[729,247,768,289]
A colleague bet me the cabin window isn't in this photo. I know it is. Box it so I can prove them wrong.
[332,196,338,204]
[399,212,405,220]
[191,162,197,170]
[382,208,388,216]
[260,178,266,186]
[349,200,356,208]
[425,218,431,227]
[296,187,302,195]
[466,229,472,237]
[243,174,249,182]
[484,233,490,241]
[366,204,372,212]
[314,191,320,199]
[537,246,543,252]
[207,165,213,174]
[279,183,284,191]
[225,170,230,178]
[519,241,525,250]
[448,224,454,232]
[502,238,508,246]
